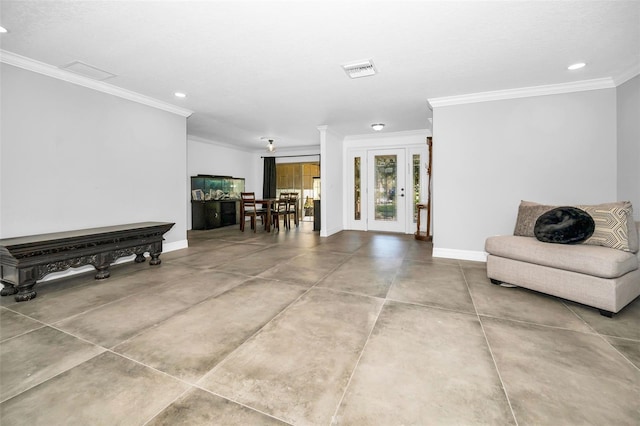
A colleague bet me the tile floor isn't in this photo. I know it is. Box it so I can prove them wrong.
[1,222,639,425]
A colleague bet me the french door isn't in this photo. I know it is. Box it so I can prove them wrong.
[367,149,406,232]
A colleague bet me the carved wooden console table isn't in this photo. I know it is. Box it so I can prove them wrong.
[0,222,174,302]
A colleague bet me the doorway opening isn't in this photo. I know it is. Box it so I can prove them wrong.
[276,162,320,223]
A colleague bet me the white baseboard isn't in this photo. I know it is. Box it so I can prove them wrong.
[164,239,188,252]
[433,247,488,262]
[320,226,343,238]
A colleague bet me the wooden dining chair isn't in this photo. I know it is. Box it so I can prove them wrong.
[271,193,291,231]
[287,192,300,227]
[240,192,266,232]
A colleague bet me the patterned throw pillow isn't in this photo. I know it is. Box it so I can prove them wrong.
[577,202,633,252]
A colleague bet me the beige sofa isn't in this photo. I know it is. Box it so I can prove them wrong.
[485,202,640,317]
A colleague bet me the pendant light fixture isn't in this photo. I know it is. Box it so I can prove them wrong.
[260,136,277,152]
[266,139,276,152]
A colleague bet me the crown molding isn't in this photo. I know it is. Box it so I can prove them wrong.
[428,78,616,108]
[344,128,430,141]
[613,64,640,86]
[188,134,256,153]
[0,50,193,117]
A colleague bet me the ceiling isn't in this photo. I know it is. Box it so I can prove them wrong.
[1,1,639,151]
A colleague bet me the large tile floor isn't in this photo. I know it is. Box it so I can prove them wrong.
[1,222,639,425]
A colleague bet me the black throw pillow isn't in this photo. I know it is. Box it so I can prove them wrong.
[534,207,595,244]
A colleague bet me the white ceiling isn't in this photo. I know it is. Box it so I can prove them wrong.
[1,1,639,151]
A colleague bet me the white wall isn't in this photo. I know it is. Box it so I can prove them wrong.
[187,137,256,229]
[319,126,344,237]
[616,74,640,220]
[432,88,617,260]
[0,64,188,249]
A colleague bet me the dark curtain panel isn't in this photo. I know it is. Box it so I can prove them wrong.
[263,157,277,199]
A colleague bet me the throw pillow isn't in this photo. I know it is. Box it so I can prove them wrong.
[577,202,634,252]
[534,207,595,244]
[513,201,555,237]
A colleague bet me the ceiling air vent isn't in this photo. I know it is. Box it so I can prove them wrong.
[60,61,117,81]
[342,59,377,79]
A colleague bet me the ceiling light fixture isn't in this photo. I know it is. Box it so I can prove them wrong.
[371,123,385,131]
[266,139,276,152]
[0,27,8,34]
[174,92,187,98]
[568,62,586,70]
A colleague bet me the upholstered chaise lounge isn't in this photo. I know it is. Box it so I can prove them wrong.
[485,201,640,317]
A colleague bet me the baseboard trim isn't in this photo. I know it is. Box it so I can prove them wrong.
[433,247,488,262]
[163,239,189,252]
[320,226,343,238]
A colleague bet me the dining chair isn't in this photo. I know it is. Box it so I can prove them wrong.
[240,192,266,232]
[287,192,300,227]
[272,193,291,231]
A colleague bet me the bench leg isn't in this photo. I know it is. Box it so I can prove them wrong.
[0,281,18,296]
[95,266,111,279]
[149,252,162,265]
[94,252,114,279]
[14,281,37,302]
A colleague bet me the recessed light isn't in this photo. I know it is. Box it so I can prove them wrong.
[0,26,8,34]
[568,62,586,70]
[174,92,187,98]
[371,123,385,131]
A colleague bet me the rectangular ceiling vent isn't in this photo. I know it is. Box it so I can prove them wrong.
[59,61,117,81]
[342,59,377,79]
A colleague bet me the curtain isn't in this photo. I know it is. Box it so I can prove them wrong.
[263,157,276,199]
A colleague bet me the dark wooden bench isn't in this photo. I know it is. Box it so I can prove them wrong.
[0,222,174,302]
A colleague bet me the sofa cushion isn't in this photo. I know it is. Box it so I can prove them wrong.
[514,201,554,237]
[485,235,639,279]
[577,203,636,252]
[534,207,595,244]
[513,200,638,253]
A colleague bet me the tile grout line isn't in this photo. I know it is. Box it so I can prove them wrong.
[195,250,355,383]
[474,311,607,336]
[328,298,387,426]
[562,303,640,372]
[6,270,199,332]
[0,325,107,405]
[0,276,256,405]
[459,262,520,426]
[192,282,316,382]
[106,276,257,351]
[0,307,49,344]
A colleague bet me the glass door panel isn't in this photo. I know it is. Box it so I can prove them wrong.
[354,157,361,221]
[412,153,421,223]
[374,155,397,221]
[367,149,406,232]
